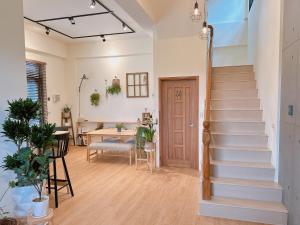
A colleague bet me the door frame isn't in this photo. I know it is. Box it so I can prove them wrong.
[158,76,199,169]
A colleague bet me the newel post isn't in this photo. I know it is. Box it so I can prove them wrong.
[202,120,211,200]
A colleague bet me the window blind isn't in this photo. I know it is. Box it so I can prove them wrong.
[26,61,48,123]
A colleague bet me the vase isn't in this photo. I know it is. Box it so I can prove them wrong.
[31,195,49,218]
[11,186,37,217]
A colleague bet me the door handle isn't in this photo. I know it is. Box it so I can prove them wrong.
[189,122,194,128]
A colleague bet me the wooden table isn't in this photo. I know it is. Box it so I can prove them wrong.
[86,128,136,162]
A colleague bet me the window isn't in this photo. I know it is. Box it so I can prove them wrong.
[26,61,48,123]
[126,72,149,98]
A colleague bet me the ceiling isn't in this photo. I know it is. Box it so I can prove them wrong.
[23,0,138,40]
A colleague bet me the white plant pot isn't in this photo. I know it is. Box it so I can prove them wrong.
[32,195,49,218]
[11,186,37,217]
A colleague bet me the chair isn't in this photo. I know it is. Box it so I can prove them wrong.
[47,133,74,208]
[135,127,148,169]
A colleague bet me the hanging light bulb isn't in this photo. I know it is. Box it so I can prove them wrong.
[90,0,96,9]
[200,21,209,39]
[194,1,200,16]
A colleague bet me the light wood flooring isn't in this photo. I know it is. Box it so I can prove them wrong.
[52,147,266,225]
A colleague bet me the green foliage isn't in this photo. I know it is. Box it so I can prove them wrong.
[63,105,71,113]
[106,84,121,95]
[1,98,55,188]
[7,98,40,123]
[144,128,155,142]
[2,148,51,200]
[116,123,124,129]
[30,123,55,151]
[90,93,100,106]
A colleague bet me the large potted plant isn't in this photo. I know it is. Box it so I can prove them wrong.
[1,98,55,218]
[143,115,156,150]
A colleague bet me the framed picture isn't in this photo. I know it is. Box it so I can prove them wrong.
[126,72,149,98]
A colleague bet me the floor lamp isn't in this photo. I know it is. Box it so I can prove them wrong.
[78,74,88,120]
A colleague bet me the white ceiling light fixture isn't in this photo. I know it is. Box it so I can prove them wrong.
[69,17,75,25]
[122,22,128,31]
[90,0,96,9]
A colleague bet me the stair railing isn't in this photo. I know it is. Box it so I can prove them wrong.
[202,25,214,200]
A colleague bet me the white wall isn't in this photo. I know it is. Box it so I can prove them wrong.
[279,0,300,224]
[248,0,282,176]
[67,38,154,125]
[25,29,69,125]
[213,45,248,67]
[0,0,26,214]
[154,35,207,168]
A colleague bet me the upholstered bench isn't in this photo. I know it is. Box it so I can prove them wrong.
[87,140,135,165]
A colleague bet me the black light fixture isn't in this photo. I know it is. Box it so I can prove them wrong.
[194,1,200,16]
[122,22,128,31]
[100,35,106,42]
[90,0,96,9]
[45,27,50,35]
[69,17,75,25]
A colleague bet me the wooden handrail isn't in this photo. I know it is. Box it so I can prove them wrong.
[202,25,214,200]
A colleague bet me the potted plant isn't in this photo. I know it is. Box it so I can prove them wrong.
[144,128,155,150]
[90,92,100,106]
[106,77,121,96]
[1,98,55,218]
[0,186,19,225]
[116,123,123,132]
[63,105,71,119]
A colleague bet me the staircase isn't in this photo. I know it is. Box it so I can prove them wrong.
[199,65,288,225]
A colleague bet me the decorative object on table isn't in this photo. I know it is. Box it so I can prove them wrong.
[126,72,149,98]
[116,123,124,132]
[106,76,121,96]
[142,109,151,126]
[90,91,100,106]
[1,98,55,218]
[61,109,75,145]
[78,74,88,118]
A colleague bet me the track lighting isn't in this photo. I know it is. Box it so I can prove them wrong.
[193,1,200,16]
[90,0,96,9]
[122,23,128,31]
[45,27,50,35]
[100,35,106,42]
[69,17,75,25]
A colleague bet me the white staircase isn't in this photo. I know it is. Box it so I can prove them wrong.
[199,65,288,225]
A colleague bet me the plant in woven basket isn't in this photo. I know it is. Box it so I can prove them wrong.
[90,93,100,106]
[106,77,121,96]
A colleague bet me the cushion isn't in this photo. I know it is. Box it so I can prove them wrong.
[88,142,134,152]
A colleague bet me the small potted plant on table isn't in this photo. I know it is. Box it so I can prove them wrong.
[116,123,124,132]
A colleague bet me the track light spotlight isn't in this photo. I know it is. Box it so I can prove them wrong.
[90,0,96,9]
[122,22,128,31]
[45,27,50,35]
[100,35,106,42]
[69,17,75,25]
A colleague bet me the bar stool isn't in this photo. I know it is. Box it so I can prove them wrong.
[47,133,74,208]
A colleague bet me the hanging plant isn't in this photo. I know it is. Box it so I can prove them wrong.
[90,92,100,106]
[106,77,121,96]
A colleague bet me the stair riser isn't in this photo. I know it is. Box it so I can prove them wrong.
[211,99,260,109]
[211,134,268,148]
[212,165,275,181]
[212,90,258,99]
[211,110,262,121]
[212,183,282,202]
[211,149,271,163]
[211,121,265,133]
[212,81,256,90]
[212,73,255,82]
[213,66,254,74]
[199,202,287,225]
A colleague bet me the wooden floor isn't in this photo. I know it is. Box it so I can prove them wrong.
[52,147,265,225]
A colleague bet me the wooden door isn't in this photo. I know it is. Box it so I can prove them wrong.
[160,77,199,169]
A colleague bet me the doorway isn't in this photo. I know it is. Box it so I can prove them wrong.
[159,77,199,169]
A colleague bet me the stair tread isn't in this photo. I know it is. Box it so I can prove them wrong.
[211,177,282,189]
[213,80,256,84]
[202,196,288,213]
[210,120,264,123]
[211,98,259,101]
[211,132,267,136]
[210,145,271,152]
[211,160,274,169]
[211,109,262,111]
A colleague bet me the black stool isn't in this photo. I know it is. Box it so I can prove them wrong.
[47,133,74,208]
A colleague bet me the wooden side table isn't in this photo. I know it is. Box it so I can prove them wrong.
[145,145,156,174]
